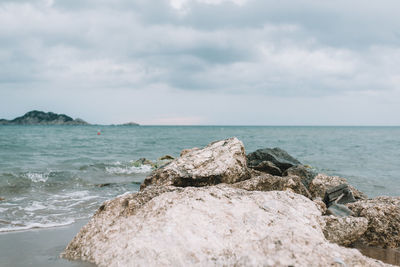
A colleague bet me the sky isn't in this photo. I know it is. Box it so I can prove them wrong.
[1,0,400,125]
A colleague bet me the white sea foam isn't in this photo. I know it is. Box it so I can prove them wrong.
[0,219,75,232]
[24,201,47,212]
[25,172,48,183]
[106,164,152,174]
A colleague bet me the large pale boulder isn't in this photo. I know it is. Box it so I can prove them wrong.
[322,215,369,246]
[62,186,388,267]
[309,173,367,200]
[348,196,400,248]
[232,172,311,199]
[141,138,249,189]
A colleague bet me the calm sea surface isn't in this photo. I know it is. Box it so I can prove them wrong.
[0,125,399,232]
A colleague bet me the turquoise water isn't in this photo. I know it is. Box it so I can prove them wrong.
[0,125,399,232]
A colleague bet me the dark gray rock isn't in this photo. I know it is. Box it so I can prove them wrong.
[0,110,89,125]
[249,160,282,176]
[247,147,301,174]
[282,165,317,187]
[324,184,356,207]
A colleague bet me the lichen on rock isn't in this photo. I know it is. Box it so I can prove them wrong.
[348,196,400,248]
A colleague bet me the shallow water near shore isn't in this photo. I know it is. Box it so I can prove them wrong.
[1,125,400,233]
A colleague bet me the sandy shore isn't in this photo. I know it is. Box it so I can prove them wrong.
[0,220,95,267]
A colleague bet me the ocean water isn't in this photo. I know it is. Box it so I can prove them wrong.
[0,125,399,232]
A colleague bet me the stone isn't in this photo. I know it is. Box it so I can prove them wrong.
[158,155,174,161]
[248,160,282,176]
[308,173,367,200]
[132,158,156,168]
[282,165,317,187]
[313,197,327,214]
[62,186,387,267]
[326,203,355,217]
[348,196,400,248]
[324,184,356,206]
[232,172,311,199]
[0,197,5,201]
[141,138,250,189]
[247,147,301,173]
[180,147,199,157]
[322,215,369,246]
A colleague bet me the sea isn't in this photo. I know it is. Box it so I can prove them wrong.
[0,125,399,233]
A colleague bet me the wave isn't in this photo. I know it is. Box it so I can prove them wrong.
[0,219,75,233]
[105,164,152,175]
[24,172,49,183]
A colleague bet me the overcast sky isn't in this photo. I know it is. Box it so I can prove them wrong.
[1,0,400,125]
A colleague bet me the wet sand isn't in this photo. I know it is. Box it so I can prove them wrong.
[0,220,95,267]
[353,242,400,266]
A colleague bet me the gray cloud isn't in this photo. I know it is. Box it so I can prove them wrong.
[0,0,399,124]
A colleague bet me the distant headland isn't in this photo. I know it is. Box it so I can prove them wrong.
[0,110,89,125]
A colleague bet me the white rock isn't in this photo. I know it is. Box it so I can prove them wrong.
[141,137,249,189]
[62,186,388,267]
[322,215,369,246]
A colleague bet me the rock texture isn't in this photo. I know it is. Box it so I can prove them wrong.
[232,172,311,199]
[247,147,301,174]
[309,173,367,200]
[141,138,249,189]
[0,110,89,125]
[348,197,400,248]
[322,215,369,246]
[62,186,387,267]
[282,165,317,187]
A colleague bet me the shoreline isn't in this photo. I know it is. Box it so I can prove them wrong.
[0,219,94,267]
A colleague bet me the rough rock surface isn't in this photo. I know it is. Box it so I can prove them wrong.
[309,173,367,200]
[62,186,387,267]
[247,147,301,173]
[348,197,400,248]
[247,160,282,176]
[232,172,311,199]
[282,165,317,187]
[322,215,369,246]
[141,138,249,189]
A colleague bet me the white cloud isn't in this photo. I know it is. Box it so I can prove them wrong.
[1,0,400,124]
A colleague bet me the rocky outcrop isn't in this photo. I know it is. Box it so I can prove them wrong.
[62,186,387,267]
[282,165,317,187]
[62,137,398,266]
[247,147,301,175]
[308,173,367,200]
[0,110,89,125]
[348,197,400,248]
[232,172,311,198]
[322,215,369,246]
[140,138,249,189]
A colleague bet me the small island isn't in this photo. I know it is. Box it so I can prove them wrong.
[120,122,140,126]
[0,110,89,125]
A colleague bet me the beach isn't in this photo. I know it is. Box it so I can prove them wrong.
[0,220,94,267]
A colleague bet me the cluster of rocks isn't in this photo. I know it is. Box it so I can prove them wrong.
[62,137,399,266]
